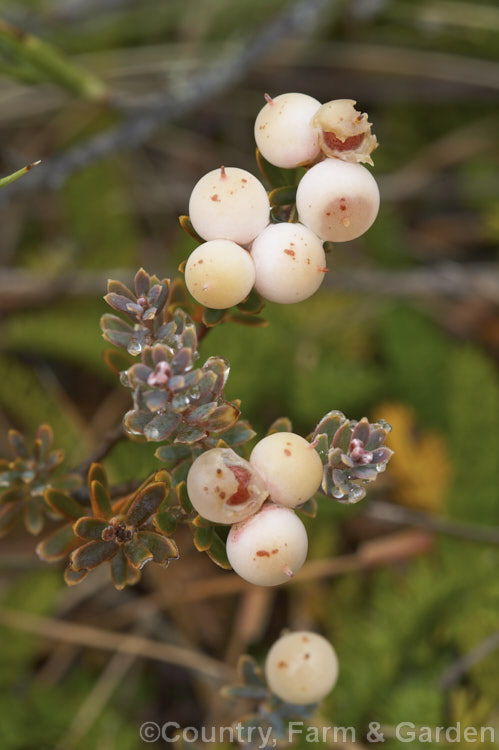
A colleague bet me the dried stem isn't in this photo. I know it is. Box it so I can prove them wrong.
[74,423,126,476]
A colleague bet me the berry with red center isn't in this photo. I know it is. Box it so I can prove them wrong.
[249,432,323,508]
[254,92,321,169]
[185,239,256,309]
[186,448,268,524]
[265,631,339,705]
[296,158,380,242]
[250,222,328,304]
[312,99,378,165]
[188,166,269,245]
[226,501,308,586]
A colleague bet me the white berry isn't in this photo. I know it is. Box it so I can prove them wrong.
[249,432,323,508]
[312,99,378,166]
[226,502,308,586]
[254,93,321,169]
[188,167,270,245]
[185,240,256,309]
[265,631,339,705]
[187,448,268,525]
[296,158,380,242]
[250,223,327,304]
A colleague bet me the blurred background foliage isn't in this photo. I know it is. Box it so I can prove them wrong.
[0,0,498,748]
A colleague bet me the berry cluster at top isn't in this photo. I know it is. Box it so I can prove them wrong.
[182,93,379,309]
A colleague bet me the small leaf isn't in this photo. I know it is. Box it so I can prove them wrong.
[226,313,268,328]
[138,530,179,564]
[154,510,177,535]
[237,289,265,315]
[103,348,134,376]
[268,185,297,206]
[74,516,109,540]
[238,654,266,686]
[217,420,256,446]
[35,424,53,461]
[351,418,370,445]
[313,410,346,442]
[36,524,78,562]
[70,539,118,571]
[143,413,181,442]
[104,293,139,319]
[0,160,41,189]
[44,488,85,520]
[126,482,168,527]
[204,402,240,432]
[205,531,231,569]
[202,308,227,327]
[24,500,44,535]
[155,444,193,464]
[178,214,204,243]
[186,402,218,425]
[107,279,135,300]
[124,539,154,569]
[267,417,292,435]
[88,463,109,491]
[177,482,193,514]
[134,267,150,297]
[193,524,214,551]
[333,421,352,452]
[296,497,318,518]
[64,566,88,586]
[8,429,28,458]
[90,480,112,519]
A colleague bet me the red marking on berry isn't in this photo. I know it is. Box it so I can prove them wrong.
[210,194,220,202]
[277,660,288,668]
[272,549,279,555]
[226,464,251,506]
[284,249,295,258]
[256,550,270,557]
[323,131,364,152]
[284,449,291,456]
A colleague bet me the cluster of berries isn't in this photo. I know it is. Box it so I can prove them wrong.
[187,431,323,586]
[184,93,379,309]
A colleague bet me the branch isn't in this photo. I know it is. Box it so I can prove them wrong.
[0,0,331,202]
[364,500,499,545]
[437,630,499,689]
[0,262,497,313]
[0,607,234,682]
[75,423,126,477]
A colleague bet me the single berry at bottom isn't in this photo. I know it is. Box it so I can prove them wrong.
[265,630,339,705]
[226,502,308,586]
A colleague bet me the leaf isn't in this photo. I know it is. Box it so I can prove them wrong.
[138,530,179,564]
[34,424,53,462]
[313,410,346,443]
[178,214,204,243]
[73,517,109,540]
[0,501,21,536]
[155,444,193,463]
[202,308,227,327]
[217,420,256,446]
[193,524,214,551]
[268,185,297,206]
[255,147,296,188]
[238,654,266,686]
[351,418,370,446]
[8,429,28,458]
[143,413,181,442]
[107,279,135,300]
[204,402,240,432]
[296,497,318,518]
[70,539,118,571]
[186,402,219,425]
[64,566,88,586]
[267,417,292,435]
[88,463,109,491]
[236,288,265,315]
[205,531,231,569]
[176,482,193,514]
[36,524,78,562]
[23,500,44,535]
[124,539,154,569]
[333,421,352,452]
[0,160,41,189]
[226,313,268,328]
[154,510,177,535]
[90,480,112,519]
[134,267,150,297]
[44,489,85,520]
[126,482,168,527]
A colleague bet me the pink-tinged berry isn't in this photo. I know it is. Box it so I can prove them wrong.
[250,222,327,304]
[185,239,256,309]
[249,432,323,508]
[296,158,380,242]
[254,93,321,169]
[187,448,268,525]
[226,502,308,586]
[188,166,269,245]
[265,631,339,704]
[312,98,378,166]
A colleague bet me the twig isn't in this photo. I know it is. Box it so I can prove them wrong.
[0,607,234,682]
[74,422,126,476]
[0,0,330,201]
[0,262,497,313]
[364,500,499,545]
[437,630,499,689]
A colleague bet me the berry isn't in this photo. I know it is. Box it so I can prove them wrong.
[296,158,380,242]
[226,502,308,586]
[312,99,378,165]
[188,166,269,245]
[254,93,321,169]
[265,631,339,705]
[187,448,268,525]
[249,432,323,508]
[185,239,256,309]
[250,222,327,304]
